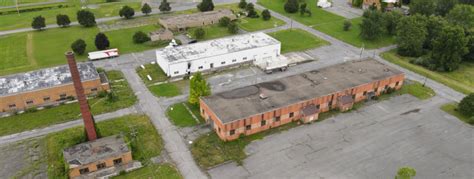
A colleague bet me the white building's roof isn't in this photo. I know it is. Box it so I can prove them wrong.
[0,62,99,96]
[156,32,280,64]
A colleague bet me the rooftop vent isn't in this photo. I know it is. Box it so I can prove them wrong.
[259,93,268,100]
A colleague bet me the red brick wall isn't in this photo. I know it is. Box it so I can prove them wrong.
[201,74,405,141]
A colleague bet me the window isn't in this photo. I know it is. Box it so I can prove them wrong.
[91,88,98,92]
[43,96,50,102]
[246,125,251,130]
[243,57,247,60]
[60,94,67,100]
[96,163,106,170]
[8,104,16,108]
[198,66,203,69]
[289,112,294,118]
[316,104,320,109]
[395,81,400,86]
[363,91,367,96]
[232,59,237,62]
[274,116,281,122]
[113,158,122,165]
[79,168,89,174]
[26,100,34,105]
[375,88,378,93]
[230,129,235,135]
[174,71,179,74]
[328,101,333,108]
[261,120,266,126]
[221,61,226,65]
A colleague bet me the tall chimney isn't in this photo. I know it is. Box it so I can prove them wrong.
[65,52,98,141]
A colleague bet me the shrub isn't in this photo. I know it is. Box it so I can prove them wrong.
[284,0,299,13]
[97,91,108,98]
[133,31,151,44]
[218,17,231,27]
[459,93,474,117]
[262,9,271,20]
[25,107,38,113]
[228,22,239,34]
[77,10,96,27]
[197,0,214,12]
[71,39,87,55]
[56,14,71,27]
[95,33,110,50]
[31,15,46,30]
[194,28,205,39]
[343,20,352,31]
[107,91,119,103]
[239,0,247,8]
[119,5,135,19]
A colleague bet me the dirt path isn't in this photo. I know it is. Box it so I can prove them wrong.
[26,33,37,66]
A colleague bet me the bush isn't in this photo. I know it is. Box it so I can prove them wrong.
[343,20,352,31]
[194,28,206,39]
[25,107,38,113]
[459,93,474,117]
[56,14,71,27]
[107,91,119,103]
[95,33,110,50]
[239,0,247,9]
[133,31,151,44]
[77,10,96,27]
[119,5,135,19]
[97,90,108,98]
[31,15,46,30]
[262,9,271,20]
[228,22,239,34]
[197,0,214,12]
[284,0,299,13]
[71,39,87,55]
[218,17,231,27]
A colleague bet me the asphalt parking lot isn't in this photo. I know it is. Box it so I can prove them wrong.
[208,95,474,179]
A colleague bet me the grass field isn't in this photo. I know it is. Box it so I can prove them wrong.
[267,29,329,53]
[113,163,182,179]
[441,103,474,125]
[45,115,168,178]
[191,122,298,168]
[189,24,233,41]
[237,9,286,32]
[0,70,137,136]
[0,24,165,76]
[136,64,168,85]
[166,102,203,127]
[0,2,141,31]
[381,50,474,94]
[398,81,436,100]
[148,83,181,97]
[313,17,396,49]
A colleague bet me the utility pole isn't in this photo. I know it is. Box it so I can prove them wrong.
[359,44,365,59]
[16,0,20,15]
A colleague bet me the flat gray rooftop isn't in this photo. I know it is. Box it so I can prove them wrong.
[63,135,129,167]
[202,59,404,124]
[0,62,99,97]
[156,32,280,64]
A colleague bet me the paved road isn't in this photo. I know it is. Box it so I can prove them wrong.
[0,0,65,9]
[0,105,139,145]
[0,0,239,36]
[121,68,207,179]
[209,95,474,178]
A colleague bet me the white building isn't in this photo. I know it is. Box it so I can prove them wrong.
[155,32,282,77]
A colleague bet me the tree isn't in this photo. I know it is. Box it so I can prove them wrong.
[119,5,135,19]
[142,3,152,15]
[56,14,71,27]
[409,0,436,16]
[239,0,247,9]
[159,0,171,12]
[458,0,474,5]
[71,39,87,55]
[188,72,211,105]
[383,11,403,35]
[194,28,205,39]
[95,33,110,50]
[31,15,45,30]
[343,20,352,31]
[246,3,259,18]
[459,93,474,117]
[262,9,271,20]
[446,4,474,30]
[359,10,386,40]
[436,0,458,16]
[245,2,254,12]
[300,3,307,16]
[395,167,416,179]
[396,15,427,57]
[430,25,468,71]
[133,31,151,44]
[464,29,474,61]
[218,16,231,27]
[77,10,96,27]
[228,22,239,34]
[197,0,214,12]
[424,15,448,50]
[284,0,299,13]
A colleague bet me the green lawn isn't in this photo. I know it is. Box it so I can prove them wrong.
[0,70,137,136]
[0,2,141,31]
[191,122,298,168]
[398,81,436,100]
[189,24,233,41]
[0,0,57,6]
[45,115,165,178]
[267,28,329,53]
[441,103,474,125]
[237,9,286,32]
[257,0,344,26]
[148,83,181,97]
[0,24,166,76]
[136,64,168,85]
[113,164,182,179]
[313,17,396,49]
[166,102,203,127]
[381,50,474,94]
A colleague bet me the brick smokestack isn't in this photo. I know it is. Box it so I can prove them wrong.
[65,51,98,141]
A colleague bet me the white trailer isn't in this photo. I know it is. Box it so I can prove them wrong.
[88,49,119,61]
[255,55,289,74]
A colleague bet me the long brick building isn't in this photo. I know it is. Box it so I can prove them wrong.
[0,62,110,112]
[200,59,405,141]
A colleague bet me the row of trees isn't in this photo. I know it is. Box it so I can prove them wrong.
[31,3,159,30]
